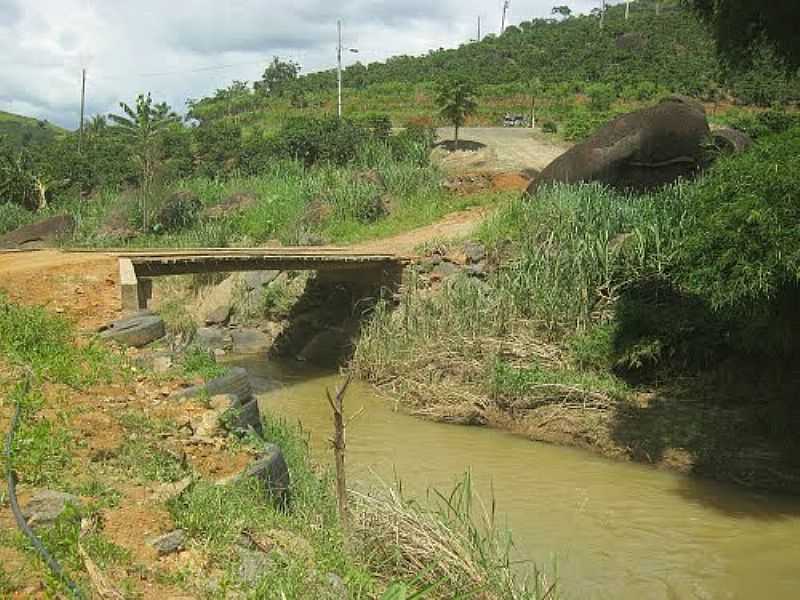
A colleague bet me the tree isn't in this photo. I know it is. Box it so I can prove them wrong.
[687,1,800,68]
[255,57,301,97]
[109,93,180,229]
[551,5,572,19]
[435,79,478,149]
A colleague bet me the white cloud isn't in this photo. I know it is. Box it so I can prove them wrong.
[0,0,611,128]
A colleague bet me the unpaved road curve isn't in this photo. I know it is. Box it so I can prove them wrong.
[435,127,570,175]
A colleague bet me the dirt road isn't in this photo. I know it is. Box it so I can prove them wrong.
[434,127,570,175]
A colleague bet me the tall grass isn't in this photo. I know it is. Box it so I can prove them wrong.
[354,183,690,415]
[64,146,473,249]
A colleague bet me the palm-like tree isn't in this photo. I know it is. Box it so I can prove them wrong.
[109,94,179,228]
[435,79,478,150]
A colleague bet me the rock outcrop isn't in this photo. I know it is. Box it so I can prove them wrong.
[0,214,75,249]
[527,96,712,194]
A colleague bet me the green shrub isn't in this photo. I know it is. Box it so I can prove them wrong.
[152,190,202,233]
[0,201,32,234]
[677,127,800,311]
[540,120,558,134]
[273,117,369,166]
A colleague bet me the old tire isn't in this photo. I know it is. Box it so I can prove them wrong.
[99,314,165,348]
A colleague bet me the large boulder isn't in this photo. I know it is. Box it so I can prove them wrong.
[712,127,754,155]
[0,214,75,249]
[527,97,712,194]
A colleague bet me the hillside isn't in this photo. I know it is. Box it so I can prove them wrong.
[188,1,799,132]
[0,110,65,148]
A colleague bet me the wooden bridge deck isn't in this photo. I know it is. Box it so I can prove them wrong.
[118,247,407,311]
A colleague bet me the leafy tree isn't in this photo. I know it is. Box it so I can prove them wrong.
[109,93,180,228]
[552,5,573,19]
[687,1,800,68]
[0,146,45,210]
[255,57,301,97]
[435,79,478,149]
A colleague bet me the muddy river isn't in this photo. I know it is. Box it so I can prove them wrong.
[233,358,800,599]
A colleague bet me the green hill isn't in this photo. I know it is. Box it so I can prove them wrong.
[187,1,799,134]
[0,110,65,148]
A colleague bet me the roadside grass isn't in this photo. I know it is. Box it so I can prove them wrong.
[114,410,188,484]
[0,292,116,387]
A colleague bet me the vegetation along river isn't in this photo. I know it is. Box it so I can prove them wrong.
[232,357,800,600]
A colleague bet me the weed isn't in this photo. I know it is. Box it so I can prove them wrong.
[114,438,188,483]
[181,348,227,380]
[0,293,114,387]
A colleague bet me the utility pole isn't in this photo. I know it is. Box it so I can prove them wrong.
[336,20,358,119]
[501,0,510,34]
[478,16,481,42]
[337,20,343,119]
[625,0,631,20]
[78,68,86,153]
[600,0,606,29]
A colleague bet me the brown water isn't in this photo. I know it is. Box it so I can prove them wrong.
[236,358,800,600]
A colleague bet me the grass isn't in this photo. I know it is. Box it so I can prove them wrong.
[354,182,688,421]
[351,474,551,599]
[58,142,485,251]
[0,292,116,387]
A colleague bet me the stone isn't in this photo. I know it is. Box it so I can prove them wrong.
[245,443,291,509]
[325,573,349,599]
[147,530,186,555]
[152,354,174,374]
[173,367,253,403]
[297,328,350,368]
[432,261,460,279]
[463,241,486,264]
[0,214,75,249]
[527,96,712,194]
[712,127,754,155]
[464,262,487,279]
[191,409,224,439]
[203,191,258,220]
[231,328,272,355]
[241,271,280,292]
[99,313,165,348]
[22,490,82,527]
[237,546,273,585]
[205,305,231,326]
[194,327,228,352]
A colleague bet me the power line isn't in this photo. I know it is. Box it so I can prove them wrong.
[91,57,274,81]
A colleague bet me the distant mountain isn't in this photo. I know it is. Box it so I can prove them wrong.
[0,111,66,148]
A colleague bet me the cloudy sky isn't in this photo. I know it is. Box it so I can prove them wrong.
[0,0,610,129]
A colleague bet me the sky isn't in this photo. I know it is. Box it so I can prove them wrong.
[0,0,611,129]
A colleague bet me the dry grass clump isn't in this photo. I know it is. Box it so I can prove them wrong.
[350,476,555,599]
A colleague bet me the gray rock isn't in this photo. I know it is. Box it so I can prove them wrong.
[0,214,75,249]
[298,328,350,368]
[463,241,486,264]
[464,262,487,279]
[147,529,186,555]
[173,367,253,403]
[22,490,82,527]
[194,327,228,352]
[99,313,165,348]
[432,261,460,279]
[152,354,174,374]
[242,271,280,292]
[205,305,232,326]
[231,328,272,355]
[237,546,273,585]
[325,573,349,599]
[527,96,711,194]
[245,443,290,509]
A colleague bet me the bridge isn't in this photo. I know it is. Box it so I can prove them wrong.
[117,247,407,311]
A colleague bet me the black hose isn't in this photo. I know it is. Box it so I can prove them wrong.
[4,377,85,599]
